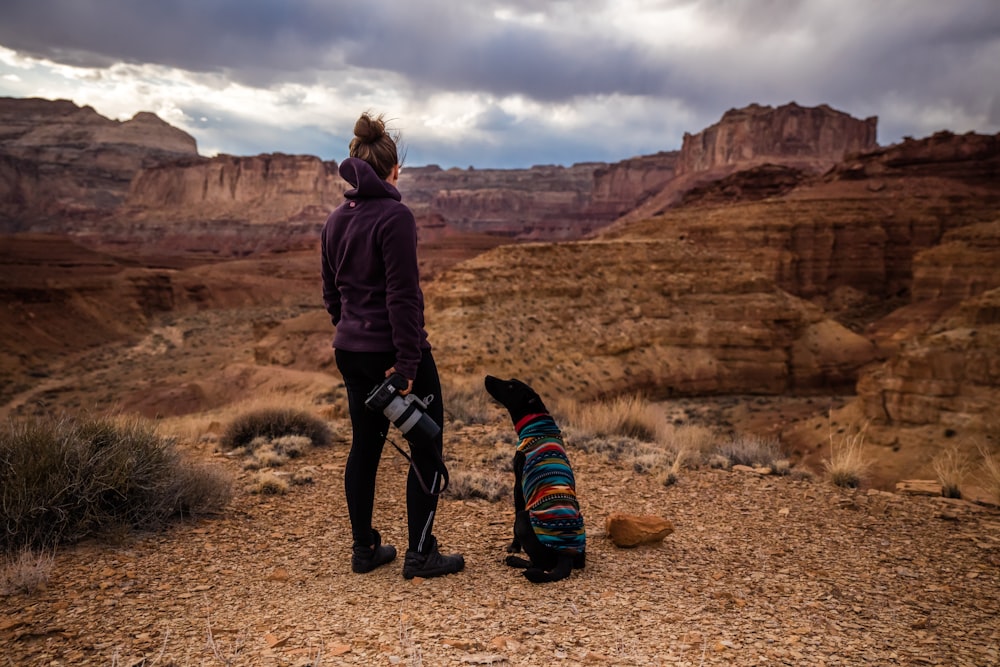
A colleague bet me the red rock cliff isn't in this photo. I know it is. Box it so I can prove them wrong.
[0,98,198,225]
[678,102,878,175]
[124,153,347,224]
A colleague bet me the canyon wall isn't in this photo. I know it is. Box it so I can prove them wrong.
[617,102,880,223]
[123,153,348,224]
[601,131,1000,306]
[677,102,878,176]
[2,98,881,246]
[0,97,198,226]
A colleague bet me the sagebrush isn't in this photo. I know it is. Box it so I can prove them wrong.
[0,414,232,552]
[220,408,333,450]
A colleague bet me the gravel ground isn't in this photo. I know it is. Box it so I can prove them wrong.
[2,417,998,667]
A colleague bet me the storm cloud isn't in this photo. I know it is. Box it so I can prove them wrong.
[1,0,997,167]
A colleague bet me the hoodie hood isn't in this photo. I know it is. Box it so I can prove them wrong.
[339,156,402,202]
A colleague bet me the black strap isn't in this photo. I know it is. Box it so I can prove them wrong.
[386,434,450,496]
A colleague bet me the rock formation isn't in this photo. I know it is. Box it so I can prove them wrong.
[0,97,197,226]
[601,131,1000,307]
[677,102,877,176]
[615,102,880,224]
[588,151,680,217]
[123,153,347,224]
[425,130,999,486]
[399,162,613,239]
[424,238,879,402]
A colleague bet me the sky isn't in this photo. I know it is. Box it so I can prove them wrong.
[1,0,998,169]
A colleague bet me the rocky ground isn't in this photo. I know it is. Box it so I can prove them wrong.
[2,236,999,666]
[1,408,999,666]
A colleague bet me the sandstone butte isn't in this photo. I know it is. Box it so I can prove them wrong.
[1,96,999,491]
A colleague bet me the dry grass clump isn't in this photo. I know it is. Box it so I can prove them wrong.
[932,443,972,499]
[556,394,662,442]
[0,414,232,552]
[823,421,872,488]
[237,434,313,470]
[626,444,684,486]
[248,470,290,495]
[220,408,332,451]
[713,433,785,470]
[446,470,507,502]
[1,547,54,596]
[554,395,723,485]
[443,376,494,425]
[976,442,1000,504]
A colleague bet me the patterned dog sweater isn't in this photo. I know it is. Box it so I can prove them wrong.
[517,416,586,555]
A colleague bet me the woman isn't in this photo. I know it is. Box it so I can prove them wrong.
[321,112,464,579]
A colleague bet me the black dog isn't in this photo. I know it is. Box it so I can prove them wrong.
[485,375,585,583]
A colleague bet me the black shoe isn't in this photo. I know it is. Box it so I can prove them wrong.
[402,536,465,579]
[352,529,397,573]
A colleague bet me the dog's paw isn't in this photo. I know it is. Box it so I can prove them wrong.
[523,568,551,584]
[505,555,531,569]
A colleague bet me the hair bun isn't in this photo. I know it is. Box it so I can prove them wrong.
[353,113,386,144]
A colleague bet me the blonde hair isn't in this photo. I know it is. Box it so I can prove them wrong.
[349,112,401,180]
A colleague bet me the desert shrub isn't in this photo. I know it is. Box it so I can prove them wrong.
[220,408,332,450]
[446,470,507,502]
[932,444,972,499]
[248,470,288,495]
[0,414,233,552]
[823,422,872,488]
[715,433,783,468]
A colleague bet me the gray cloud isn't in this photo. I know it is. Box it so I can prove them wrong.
[0,0,997,167]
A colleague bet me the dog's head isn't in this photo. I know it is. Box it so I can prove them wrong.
[485,375,549,427]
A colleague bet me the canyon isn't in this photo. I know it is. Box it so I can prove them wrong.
[1,96,998,489]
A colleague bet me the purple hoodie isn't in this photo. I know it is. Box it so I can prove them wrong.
[321,157,429,379]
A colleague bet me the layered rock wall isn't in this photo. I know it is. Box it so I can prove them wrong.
[601,132,1000,305]
[678,102,878,176]
[425,239,878,402]
[400,163,610,239]
[0,98,198,225]
[124,153,347,224]
[588,152,679,217]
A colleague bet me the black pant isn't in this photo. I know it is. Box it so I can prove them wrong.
[335,348,444,553]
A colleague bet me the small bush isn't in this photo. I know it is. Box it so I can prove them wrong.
[824,422,872,488]
[568,433,642,461]
[932,444,971,499]
[220,408,332,450]
[248,470,288,495]
[0,414,232,552]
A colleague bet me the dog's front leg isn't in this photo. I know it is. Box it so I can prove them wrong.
[508,449,527,554]
[505,510,533,569]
